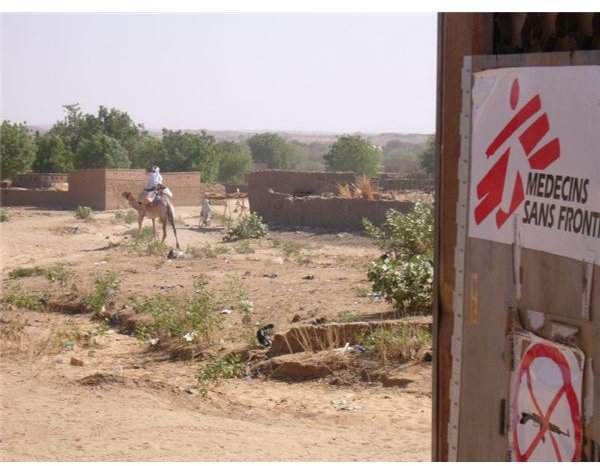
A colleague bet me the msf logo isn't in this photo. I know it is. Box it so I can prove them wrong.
[474,78,561,228]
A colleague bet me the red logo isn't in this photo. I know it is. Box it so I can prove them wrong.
[474,78,561,228]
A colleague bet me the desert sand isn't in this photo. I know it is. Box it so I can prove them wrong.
[0,205,431,461]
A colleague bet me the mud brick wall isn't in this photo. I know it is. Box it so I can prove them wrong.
[103,169,146,210]
[222,182,248,194]
[68,169,108,210]
[2,169,206,210]
[262,191,413,230]
[103,170,202,209]
[0,189,72,208]
[378,175,434,192]
[162,172,203,208]
[247,170,356,216]
[12,173,68,189]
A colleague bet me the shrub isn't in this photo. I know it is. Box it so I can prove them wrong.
[280,240,303,257]
[367,255,433,312]
[131,295,182,338]
[0,208,10,222]
[8,266,45,279]
[130,227,169,257]
[234,240,255,254]
[45,263,73,287]
[336,310,362,323]
[114,210,137,224]
[186,278,222,341]
[8,263,72,287]
[198,353,244,385]
[74,205,94,220]
[185,244,230,259]
[85,271,119,312]
[364,201,434,313]
[2,286,44,311]
[223,212,268,242]
[363,201,433,258]
[358,324,431,364]
[131,278,221,343]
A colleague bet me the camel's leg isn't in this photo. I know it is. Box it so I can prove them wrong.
[152,218,157,239]
[161,219,167,243]
[166,202,180,250]
[137,213,144,239]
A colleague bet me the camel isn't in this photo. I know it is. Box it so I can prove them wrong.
[122,189,180,249]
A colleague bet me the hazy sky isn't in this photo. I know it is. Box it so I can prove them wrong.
[1,13,437,134]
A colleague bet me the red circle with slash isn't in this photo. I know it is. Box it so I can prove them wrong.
[512,342,582,461]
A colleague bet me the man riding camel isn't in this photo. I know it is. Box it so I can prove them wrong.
[138,165,173,205]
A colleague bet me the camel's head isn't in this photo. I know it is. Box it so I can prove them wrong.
[122,191,133,199]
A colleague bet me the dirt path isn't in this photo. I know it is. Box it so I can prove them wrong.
[0,206,432,461]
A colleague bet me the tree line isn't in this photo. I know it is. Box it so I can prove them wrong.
[1,104,434,182]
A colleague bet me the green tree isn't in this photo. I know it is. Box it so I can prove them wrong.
[190,131,221,182]
[161,129,196,171]
[419,134,436,176]
[247,132,295,169]
[217,141,252,182]
[49,103,140,164]
[49,103,85,154]
[289,140,327,171]
[96,106,139,148]
[32,133,74,173]
[0,121,37,179]
[161,130,221,181]
[324,134,381,176]
[129,134,167,169]
[75,134,131,169]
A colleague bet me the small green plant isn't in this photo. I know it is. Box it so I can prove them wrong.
[198,353,245,386]
[54,318,85,346]
[235,240,255,254]
[135,226,155,242]
[0,208,10,222]
[280,240,304,257]
[186,278,223,341]
[130,227,170,256]
[130,278,221,343]
[223,212,268,242]
[114,210,137,224]
[74,205,94,221]
[146,239,170,257]
[357,324,432,364]
[2,286,44,311]
[352,285,371,298]
[95,319,110,336]
[131,294,182,338]
[186,244,230,259]
[8,266,45,279]
[336,310,362,323]
[45,263,73,287]
[223,276,249,306]
[85,271,119,312]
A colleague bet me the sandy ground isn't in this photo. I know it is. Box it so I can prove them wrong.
[0,205,432,461]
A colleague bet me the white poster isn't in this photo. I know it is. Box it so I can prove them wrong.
[468,66,600,262]
[509,331,584,462]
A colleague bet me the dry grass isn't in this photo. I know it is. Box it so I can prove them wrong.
[355,175,375,200]
[336,182,354,198]
[0,316,87,358]
[336,176,375,200]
